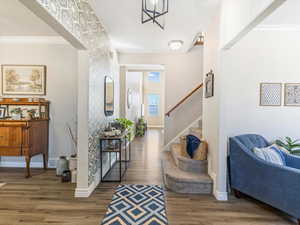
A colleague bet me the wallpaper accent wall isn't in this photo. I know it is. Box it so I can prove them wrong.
[35,0,120,186]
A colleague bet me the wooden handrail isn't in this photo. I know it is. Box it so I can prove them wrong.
[165,83,203,117]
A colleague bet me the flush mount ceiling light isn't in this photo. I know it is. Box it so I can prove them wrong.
[168,40,184,50]
[142,0,169,30]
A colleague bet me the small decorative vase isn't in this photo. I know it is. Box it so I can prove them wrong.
[61,170,71,183]
[56,156,69,176]
[11,113,21,120]
[69,156,77,171]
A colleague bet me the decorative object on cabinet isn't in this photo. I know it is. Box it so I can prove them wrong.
[1,65,46,95]
[104,76,114,116]
[260,83,282,106]
[205,70,214,98]
[56,156,69,176]
[0,98,50,177]
[10,107,22,120]
[284,83,300,106]
[0,107,6,119]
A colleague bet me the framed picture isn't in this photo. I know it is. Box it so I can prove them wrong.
[1,65,46,95]
[260,83,282,106]
[284,83,300,106]
[0,107,6,119]
[205,70,214,98]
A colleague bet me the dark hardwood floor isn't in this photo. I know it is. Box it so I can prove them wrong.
[0,129,296,225]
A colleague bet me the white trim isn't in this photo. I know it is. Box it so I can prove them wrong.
[222,0,286,50]
[0,36,70,45]
[208,171,228,201]
[164,116,202,151]
[148,125,164,129]
[0,158,57,168]
[75,168,100,198]
[255,24,300,31]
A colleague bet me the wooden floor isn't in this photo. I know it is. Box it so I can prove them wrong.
[0,129,296,225]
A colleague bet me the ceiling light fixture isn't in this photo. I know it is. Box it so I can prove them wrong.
[168,40,184,50]
[142,0,169,30]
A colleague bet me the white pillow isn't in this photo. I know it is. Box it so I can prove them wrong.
[252,145,286,166]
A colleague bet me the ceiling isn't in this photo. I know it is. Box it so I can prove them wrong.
[0,0,57,36]
[89,0,219,53]
[262,0,300,27]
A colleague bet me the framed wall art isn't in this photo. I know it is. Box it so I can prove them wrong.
[0,107,6,119]
[1,65,46,95]
[284,83,300,106]
[260,83,282,106]
[205,70,214,98]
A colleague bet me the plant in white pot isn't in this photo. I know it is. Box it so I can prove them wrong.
[10,107,22,120]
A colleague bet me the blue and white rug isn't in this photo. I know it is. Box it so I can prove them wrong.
[101,184,168,225]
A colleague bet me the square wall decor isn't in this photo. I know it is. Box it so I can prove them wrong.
[284,83,300,106]
[260,83,282,106]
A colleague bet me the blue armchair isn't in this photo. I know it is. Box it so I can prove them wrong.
[229,134,300,224]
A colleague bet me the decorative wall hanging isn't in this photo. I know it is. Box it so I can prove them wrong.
[260,83,282,106]
[1,65,46,95]
[205,70,214,98]
[284,83,300,106]
[142,0,169,30]
[127,89,133,109]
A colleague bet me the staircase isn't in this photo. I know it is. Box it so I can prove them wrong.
[162,116,213,194]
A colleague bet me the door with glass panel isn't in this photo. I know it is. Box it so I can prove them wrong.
[144,71,164,127]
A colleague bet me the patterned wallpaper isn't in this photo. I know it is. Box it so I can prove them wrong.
[35,0,120,186]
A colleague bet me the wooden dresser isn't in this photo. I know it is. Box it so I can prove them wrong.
[0,98,49,177]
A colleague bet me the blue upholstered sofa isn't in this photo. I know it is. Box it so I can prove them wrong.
[229,134,300,224]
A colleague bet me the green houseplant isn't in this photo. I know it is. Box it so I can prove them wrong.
[276,137,300,156]
[115,118,134,141]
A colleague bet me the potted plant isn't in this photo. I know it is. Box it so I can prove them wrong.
[136,117,147,137]
[10,107,22,120]
[115,118,134,141]
[27,109,37,119]
[276,137,300,156]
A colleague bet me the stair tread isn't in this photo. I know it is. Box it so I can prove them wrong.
[162,151,212,184]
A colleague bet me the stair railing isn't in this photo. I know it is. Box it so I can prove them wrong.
[165,83,203,117]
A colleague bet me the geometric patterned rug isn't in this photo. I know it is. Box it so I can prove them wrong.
[101,184,168,225]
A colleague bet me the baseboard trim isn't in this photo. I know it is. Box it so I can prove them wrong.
[0,158,57,168]
[75,168,100,198]
[208,171,228,201]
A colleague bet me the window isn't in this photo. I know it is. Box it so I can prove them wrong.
[148,94,160,116]
[148,72,160,83]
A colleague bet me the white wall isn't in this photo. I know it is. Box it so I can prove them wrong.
[0,41,78,167]
[221,29,300,141]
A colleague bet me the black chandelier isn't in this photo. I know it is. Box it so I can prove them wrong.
[142,0,169,30]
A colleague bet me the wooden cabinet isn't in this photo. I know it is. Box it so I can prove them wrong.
[0,98,49,177]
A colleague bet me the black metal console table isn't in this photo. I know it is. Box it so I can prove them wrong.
[99,131,131,182]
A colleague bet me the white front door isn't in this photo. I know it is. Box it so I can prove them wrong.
[143,71,164,127]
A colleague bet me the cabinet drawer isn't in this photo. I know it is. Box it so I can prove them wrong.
[0,127,23,147]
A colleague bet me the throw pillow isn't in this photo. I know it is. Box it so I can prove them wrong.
[252,145,286,166]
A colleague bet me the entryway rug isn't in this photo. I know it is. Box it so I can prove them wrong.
[101,184,168,225]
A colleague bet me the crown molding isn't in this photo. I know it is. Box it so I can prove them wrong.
[0,36,70,45]
[255,24,300,31]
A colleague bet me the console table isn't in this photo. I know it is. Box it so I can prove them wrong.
[99,131,131,182]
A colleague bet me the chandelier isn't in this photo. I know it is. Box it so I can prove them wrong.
[142,0,169,30]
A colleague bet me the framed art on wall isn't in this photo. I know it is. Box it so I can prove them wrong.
[0,107,6,119]
[284,83,300,106]
[1,65,46,95]
[205,70,214,98]
[260,83,282,106]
